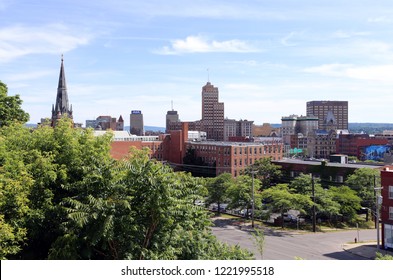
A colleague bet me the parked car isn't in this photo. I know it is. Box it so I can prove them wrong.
[283,213,297,223]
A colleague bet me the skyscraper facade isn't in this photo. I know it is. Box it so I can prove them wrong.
[166,109,179,133]
[51,57,73,127]
[201,82,224,141]
[306,101,348,130]
[130,110,144,136]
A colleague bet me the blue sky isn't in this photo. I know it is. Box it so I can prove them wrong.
[1,0,393,127]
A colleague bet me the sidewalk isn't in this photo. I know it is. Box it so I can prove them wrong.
[342,241,393,259]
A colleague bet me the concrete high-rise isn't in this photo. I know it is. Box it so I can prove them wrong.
[306,101,348,130]
[166,108,179,133]
[201,82,224,141]
[130,110,144,136]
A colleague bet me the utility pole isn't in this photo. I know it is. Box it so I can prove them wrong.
[374,185,383,252]
[251,170,257,228]
[312,174,316,233]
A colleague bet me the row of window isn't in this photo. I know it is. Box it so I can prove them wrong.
[234,146,281,155]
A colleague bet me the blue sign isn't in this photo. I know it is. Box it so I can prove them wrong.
[131,110,141,114]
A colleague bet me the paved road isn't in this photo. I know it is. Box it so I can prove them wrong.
[211,218,377,260]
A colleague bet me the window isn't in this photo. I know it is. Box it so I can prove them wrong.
[390,207,393,220]
[390,186,393,199]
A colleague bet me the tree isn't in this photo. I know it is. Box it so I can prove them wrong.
[0,81,29,127]
[261,184,312,228]
[1,119,253,260]
[244,158,282,189]
[226,175,262,217]
[52,148,252,260]
[0,124,33,259]
[206,173,233,216]
[346,168,379,214]
[289,174,340,223]
[251,227,265,259]
[289,173,314,194]
[327,186,362,223]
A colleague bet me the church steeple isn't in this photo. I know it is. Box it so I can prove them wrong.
[51,55,73,126]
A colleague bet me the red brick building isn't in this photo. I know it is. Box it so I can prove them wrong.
[381,166,393,250]
[186,140,283,177]
[336,133,388,159]
[107,122,283,177]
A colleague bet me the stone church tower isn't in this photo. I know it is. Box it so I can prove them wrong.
[51,56,73,127]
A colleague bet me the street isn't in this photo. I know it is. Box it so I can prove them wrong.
[211,218,377,260]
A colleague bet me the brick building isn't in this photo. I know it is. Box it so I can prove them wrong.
[306,100,348,130]
[104,122,283,177]
[186,139,283,177]
[336,133,389,159]
[381,166,393,250]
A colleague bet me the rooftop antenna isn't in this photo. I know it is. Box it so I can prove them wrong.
[171,100,174,111]
[207,68,210,82]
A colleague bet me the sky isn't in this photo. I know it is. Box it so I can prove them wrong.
[1,0,393,127]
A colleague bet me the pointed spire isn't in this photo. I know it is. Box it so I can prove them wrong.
[51,55,73,126]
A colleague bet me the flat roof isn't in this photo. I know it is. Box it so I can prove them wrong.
[274,158,382,169]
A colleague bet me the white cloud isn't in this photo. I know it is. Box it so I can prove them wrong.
[155,35,260,55]
[304,63,393,83]
[0,24,93,62]
[368,16,392,23]
[332,30,370,39]
[281,32,303,47]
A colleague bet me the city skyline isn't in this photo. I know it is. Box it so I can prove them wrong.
[1,1,393,127]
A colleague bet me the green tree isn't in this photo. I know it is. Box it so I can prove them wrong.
[52,148,252,260]
[226,175,262,217]
[0,81,29,127]
[206,173,233,216]
[261,184,312,228]
[289,174,340,223]
[327,186,362,223]
[0,123,33,259]
[245,158,282,189]
[346,168,379,215]
[0,119,253,260]
[289,173,314,194]
[251,227,265,259]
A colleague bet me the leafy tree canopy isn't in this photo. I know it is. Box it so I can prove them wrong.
[0,81,29,127]
[0,119,252,260]
[244,157,282,189]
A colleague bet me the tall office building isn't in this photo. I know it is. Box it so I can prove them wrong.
[201,82,224,141]
[306,101,348,130]
[166,107,179,133]
[224,119,254,141]
[130,110,144,136]
[51,56,73,127]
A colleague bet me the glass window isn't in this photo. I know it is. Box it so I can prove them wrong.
[389,186,393,199]
[390,207,393,220]
[385,224,393,248]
